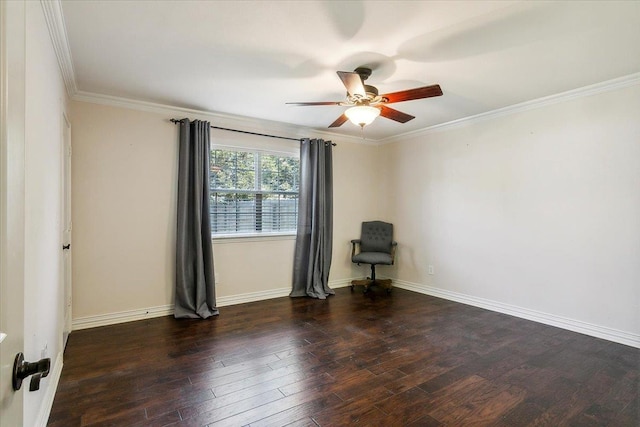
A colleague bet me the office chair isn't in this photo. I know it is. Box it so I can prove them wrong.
[350,221,397,293]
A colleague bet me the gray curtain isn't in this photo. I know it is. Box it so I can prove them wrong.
[175,119,219,318]
[291,138,335,299]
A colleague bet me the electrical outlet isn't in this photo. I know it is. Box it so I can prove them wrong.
[428,265,434,275]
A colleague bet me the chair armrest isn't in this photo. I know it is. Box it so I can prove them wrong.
[390,241,397,265]
[350,239,361,259]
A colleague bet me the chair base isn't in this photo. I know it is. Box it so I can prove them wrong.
[351,278,392,294]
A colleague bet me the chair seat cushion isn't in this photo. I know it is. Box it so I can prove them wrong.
[352,251,393,265]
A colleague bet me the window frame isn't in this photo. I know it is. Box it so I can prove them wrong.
[209,144,299,240]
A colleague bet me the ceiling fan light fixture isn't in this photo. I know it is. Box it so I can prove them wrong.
[344,105,380,128]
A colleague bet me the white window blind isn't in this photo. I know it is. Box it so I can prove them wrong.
[210,148,299,236]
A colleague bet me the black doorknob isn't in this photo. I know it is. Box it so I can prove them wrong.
[12,352,50,391]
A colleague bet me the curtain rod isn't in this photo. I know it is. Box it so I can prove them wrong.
[170,119,335,146]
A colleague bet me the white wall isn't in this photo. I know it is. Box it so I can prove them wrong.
[70,100,380,321]
[381,83,640,345]
[70,79,639,348]
[24,1,68,425]
[70,103,178,318]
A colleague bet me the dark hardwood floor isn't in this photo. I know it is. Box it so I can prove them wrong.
[48,287,639,426]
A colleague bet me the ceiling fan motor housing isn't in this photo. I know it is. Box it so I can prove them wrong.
[354,67,373,81]
[364,85,378,97]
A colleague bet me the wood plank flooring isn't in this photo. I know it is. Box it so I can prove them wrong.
[48,287,639,426]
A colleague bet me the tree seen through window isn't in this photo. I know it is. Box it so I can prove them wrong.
[210,148,299,235]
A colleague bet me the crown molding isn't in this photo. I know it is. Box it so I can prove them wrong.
[47,0,636,146]
[379,72,640,145]
[41,0,77,97]
[71,72,640,146]
[38,0,364,144]
[72,90,371,145]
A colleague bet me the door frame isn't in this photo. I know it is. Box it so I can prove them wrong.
[0,0,27,425]
[62,112,72,348]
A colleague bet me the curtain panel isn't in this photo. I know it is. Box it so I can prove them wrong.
[175,119,219,318]
[291,138,335,299]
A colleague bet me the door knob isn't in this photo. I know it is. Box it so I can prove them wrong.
[12,352,50,391]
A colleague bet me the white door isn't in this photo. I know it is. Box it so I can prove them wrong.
[0,0,26,424]
[62,114,72,347]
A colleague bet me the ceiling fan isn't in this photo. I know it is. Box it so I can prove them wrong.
[287,67,443,129]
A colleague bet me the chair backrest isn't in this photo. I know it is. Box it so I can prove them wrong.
[360,221,393,253]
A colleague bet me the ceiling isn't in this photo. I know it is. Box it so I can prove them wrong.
[60,1,640,141]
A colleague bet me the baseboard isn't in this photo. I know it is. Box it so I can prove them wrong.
[72,304,174,330]
[69,279,639,348]
[36,351,63,427]
[72,279,355,330]
[393,279,640,349]
[217,288,291,307]
[217,278,352,306]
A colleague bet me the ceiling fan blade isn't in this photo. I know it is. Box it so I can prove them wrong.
[381,84,443,103]
[328,114,349,128]
[379,105,415,123]
[336,71,366,98]
[286,101,342,106]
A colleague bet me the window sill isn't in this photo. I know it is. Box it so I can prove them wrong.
[212,232,296,244]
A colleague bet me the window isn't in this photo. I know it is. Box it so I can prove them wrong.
[210,147,299,236]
